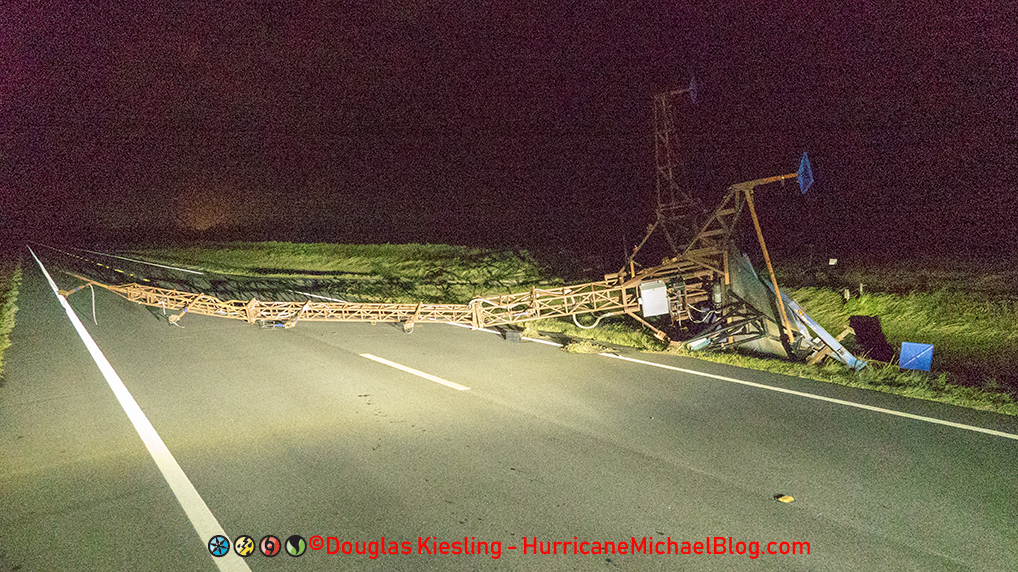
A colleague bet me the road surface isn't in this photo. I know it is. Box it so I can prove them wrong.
[1,248,1016,571]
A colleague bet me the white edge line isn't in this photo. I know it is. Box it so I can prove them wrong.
[60,244,206,275]
[599,353,1018,441]
[35,242,205,275]
[29,247,250,571]
[360,353,470,391]
[445,322,564,347]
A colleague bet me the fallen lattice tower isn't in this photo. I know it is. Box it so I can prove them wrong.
[60,158,865,371]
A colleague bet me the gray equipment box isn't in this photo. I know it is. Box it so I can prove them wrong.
[638,280,669,317]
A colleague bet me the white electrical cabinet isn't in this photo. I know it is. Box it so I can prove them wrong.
[638,280,669,317]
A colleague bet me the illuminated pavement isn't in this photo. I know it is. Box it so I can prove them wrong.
[1,254,1017,571]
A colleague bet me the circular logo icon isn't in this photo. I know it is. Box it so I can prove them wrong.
[208,535,230,557]
[286,535,307,557]
[234,535,255,557]
[260,535,281,557]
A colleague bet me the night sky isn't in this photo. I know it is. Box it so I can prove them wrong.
[2,1,1015,265]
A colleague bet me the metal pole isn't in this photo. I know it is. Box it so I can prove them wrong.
[742,187,796,343]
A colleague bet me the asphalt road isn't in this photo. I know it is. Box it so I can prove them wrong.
[2,249,1017,571]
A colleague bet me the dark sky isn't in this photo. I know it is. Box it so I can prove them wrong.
[2,1,1015,263]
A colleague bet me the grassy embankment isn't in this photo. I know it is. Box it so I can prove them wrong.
[130,241,559,303]
[0,261,23,384]
[133,243,1016,415]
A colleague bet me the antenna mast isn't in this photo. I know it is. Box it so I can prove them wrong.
[652,79,702,254]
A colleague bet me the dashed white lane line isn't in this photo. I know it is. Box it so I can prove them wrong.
[600,353,1018,441]
[71,245,206,274]
[290,290,347,302]
[30,247,250,571]
[360,353,470,391]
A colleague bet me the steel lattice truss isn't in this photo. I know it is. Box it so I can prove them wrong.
[473,280,637,325]
[651,86,704,255]
[66,271,707,333]
[64,257,719,339]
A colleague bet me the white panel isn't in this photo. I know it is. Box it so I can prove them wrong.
[638,281,669,317]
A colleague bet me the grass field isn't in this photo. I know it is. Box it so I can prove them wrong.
[0,261,23,383]
[131,242,557,303]
[788,287,1018,390]
[775,256,1018,298]
[132,242,1016,416]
